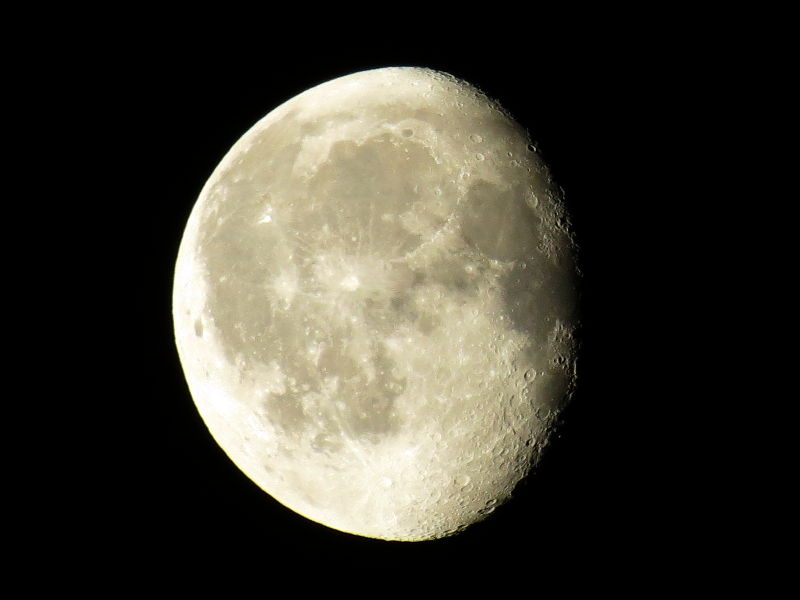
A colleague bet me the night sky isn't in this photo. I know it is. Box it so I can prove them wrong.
[58,23,704,581]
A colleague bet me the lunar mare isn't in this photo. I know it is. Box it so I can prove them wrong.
[173,67,579,541]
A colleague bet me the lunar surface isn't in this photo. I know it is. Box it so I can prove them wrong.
[173,67,579,541]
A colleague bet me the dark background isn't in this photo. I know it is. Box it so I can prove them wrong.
[65,26,707,580]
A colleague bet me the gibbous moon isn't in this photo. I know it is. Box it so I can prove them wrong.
[173,67,579,541]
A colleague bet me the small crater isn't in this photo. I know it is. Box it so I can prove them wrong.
[402,129,413,137]
[475,153,485,161]
[469,134,483,143]
[340,274,360,291]
[194,319,203,337]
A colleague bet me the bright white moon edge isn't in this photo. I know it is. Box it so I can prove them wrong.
[173,67,579,541]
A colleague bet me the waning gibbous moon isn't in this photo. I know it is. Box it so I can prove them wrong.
[173,67,579,541]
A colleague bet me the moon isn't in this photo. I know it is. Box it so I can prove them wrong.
[173,67,579,541]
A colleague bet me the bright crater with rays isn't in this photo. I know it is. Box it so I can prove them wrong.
[173,67,579,541]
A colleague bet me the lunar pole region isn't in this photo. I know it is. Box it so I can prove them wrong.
[173,67,579,541]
